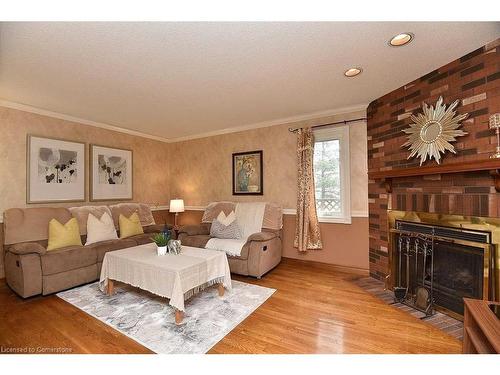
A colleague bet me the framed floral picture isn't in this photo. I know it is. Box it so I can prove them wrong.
[232,150,263,195]
[90,144,133,201]
[27,135,86,203]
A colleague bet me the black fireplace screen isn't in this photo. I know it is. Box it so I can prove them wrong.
[392,220,489,317]
[432,241,484,315]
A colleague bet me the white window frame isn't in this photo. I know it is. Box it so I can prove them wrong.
[313,125,351,224]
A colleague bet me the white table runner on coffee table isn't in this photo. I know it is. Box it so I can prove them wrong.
[99,243,232,311]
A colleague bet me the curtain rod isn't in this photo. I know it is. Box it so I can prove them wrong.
[288,117,367,133]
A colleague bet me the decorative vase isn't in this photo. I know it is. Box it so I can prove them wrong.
[167,240,181,255]
[157,245,167,256]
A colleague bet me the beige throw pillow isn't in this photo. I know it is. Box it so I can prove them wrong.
[85,212,118,245]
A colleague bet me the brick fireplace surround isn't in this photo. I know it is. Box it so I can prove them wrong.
[367,38,500,281]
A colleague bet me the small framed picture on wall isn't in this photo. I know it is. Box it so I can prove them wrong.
[27,135,86,203]
[90,144,133,201]
[232,150,263,195]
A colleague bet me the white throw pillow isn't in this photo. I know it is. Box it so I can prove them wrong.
[85,212,118,245]
[216,210,236,226]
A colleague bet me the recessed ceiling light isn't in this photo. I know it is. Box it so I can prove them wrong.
[389,32,414,47]
[344,67,362,77]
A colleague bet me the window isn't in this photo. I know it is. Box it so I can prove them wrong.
[313,125,351,223]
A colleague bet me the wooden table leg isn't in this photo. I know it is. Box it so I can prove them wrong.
[218,283,225,297]
[175,310,184,325]
[107,279,114,296]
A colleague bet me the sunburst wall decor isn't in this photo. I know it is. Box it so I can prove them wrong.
[402,96,468,165]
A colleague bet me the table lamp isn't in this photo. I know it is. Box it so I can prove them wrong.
[169,199,185,227]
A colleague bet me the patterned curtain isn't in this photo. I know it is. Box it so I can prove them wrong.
[294,128,323,251]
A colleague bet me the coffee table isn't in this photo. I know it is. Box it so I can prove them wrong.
[99,243,232,324]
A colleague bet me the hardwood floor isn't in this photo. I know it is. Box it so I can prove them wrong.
[0,259,461,354]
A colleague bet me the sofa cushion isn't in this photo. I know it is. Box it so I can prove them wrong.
[143,224,169,234]
[179,235,250,259]
[42,264,97,295]
[3,207,72,245]
[41,245,96,275]
[201,202,235,223]
[178,223,210,236]
[109,203,155,228]
[130,233,155,245]
[180,234,211,248]
[68,205,113,235]
[89,238,137,263]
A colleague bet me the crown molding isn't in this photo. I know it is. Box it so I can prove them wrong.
[167,103,368,143]
[0,99,367,145]
[0,99,171,143]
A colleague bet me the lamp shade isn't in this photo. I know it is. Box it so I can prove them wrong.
[169,199,185,213]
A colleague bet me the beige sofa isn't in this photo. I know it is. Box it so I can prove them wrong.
[178,202,283,278]
[3,203,170,298]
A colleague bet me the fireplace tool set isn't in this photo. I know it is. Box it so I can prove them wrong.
[393,231,435,316]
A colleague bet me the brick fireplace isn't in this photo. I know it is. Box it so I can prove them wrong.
[367,38,500,283]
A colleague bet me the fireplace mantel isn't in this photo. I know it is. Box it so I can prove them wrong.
[368,159,500,193]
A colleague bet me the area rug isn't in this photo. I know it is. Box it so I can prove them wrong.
[57,280,275,354]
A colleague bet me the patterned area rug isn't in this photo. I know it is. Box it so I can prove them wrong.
[57,280,275,354]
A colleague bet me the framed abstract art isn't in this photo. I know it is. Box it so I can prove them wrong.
[90,144,133,201]
[27,135,86,203]
[232,150,263,195]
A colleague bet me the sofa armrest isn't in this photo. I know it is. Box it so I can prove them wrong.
[143,224,173,234]
[247,231,278,242]
[8,242,46,255]
[246,234,282,278]
[178,223,210,236]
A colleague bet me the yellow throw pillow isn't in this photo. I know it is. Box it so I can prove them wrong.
[119,212,144,239]
[47,218,83,251]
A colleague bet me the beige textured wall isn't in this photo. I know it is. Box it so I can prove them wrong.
[0,106,171,212]
[0,105,171,278]
[282,216,369,269]
[170,110,368,214]
[170,110,369,269]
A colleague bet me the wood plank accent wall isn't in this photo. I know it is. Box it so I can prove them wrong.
[367,39,500,281]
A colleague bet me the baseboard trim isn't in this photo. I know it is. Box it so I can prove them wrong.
[281,257,369,276]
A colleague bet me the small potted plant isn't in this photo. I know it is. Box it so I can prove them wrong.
[151,232,170,256]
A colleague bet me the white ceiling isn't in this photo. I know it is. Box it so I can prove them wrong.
[0,22,498,141]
